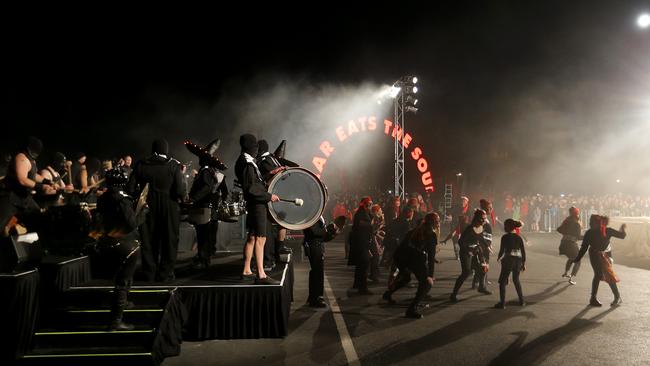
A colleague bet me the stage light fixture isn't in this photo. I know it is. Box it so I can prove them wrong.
[412,76,418,84]
[389,85,402,98]
[405,106,418,113]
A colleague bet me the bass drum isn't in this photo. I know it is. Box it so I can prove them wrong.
[267,167,328,231]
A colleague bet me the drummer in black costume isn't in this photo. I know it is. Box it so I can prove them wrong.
[257,139,292,269]
[235,134,280,285]
[95,168,144,331]
[186,139,229,270]
[1,136,56,232]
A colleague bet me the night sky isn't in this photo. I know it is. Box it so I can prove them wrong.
[4,1,650,195]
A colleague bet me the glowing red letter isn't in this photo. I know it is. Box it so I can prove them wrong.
[422,171,433,186]
[336,126,347,142]
[403,133,412,149]
[312,156,327,173]
[417,158,428,173]
[383,120,393,134]
[358,116,367,131]
[411,147,422,160]
[347,120,359,136]
[319,141,335,158]
[368,116,377,130]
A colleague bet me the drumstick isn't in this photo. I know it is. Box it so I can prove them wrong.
[279,198,304,206]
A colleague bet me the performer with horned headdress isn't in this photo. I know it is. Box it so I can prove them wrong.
[257,139,295,270]
[185,139,229,270]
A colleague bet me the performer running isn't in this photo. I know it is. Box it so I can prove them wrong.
[382,212,439,319]
[494,219,526,309]
[574,215,626,307]
[303,215,347,307]
[557,206,583,285]
[450,209,491,302]
[235,134,280,285]
[95,169,143,330]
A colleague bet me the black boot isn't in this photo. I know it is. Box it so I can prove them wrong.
[405,306,423,319]
[589,296,602,307]
[277,241,292,254]
[382,291,396,305]
[109,288,134,331]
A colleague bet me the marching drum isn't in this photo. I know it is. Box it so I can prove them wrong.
[267,167,328,231]
[215,191,247,222]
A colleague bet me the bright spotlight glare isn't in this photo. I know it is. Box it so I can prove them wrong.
[412,76,418,84]
[377,99,382,105]
[638,13,650,28]
[414,99,418,105]
[412,86,418,94]
[389,86,402,98]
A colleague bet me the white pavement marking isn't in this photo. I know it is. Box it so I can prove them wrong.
[324,275,361,366]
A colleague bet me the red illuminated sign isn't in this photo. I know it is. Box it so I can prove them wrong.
[312,116,434,192]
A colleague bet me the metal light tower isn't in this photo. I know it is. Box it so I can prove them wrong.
[394,92,406,201]
[391,76,418,202]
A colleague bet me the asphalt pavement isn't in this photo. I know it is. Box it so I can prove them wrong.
[166,232,650,366]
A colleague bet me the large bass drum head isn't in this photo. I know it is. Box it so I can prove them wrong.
[267,167,327,230]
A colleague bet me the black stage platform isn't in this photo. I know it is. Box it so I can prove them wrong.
[3,254,294,365]
[72,255,295,339]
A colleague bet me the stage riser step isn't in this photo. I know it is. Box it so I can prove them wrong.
[32,331,155,349]
[20,355,156,366]
[60,290,171,308]
[41,311,164,328]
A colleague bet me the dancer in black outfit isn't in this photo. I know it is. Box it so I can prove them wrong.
[234,134,280,285]
[383,212,439,319]
[450,209,490,302]
[557,206,583,285]
[574,214,626,307]
[95,169,144,330]
[303,215,346,307]
[473,199,494,290]
[494,219,526,309]
[349,196,374,294]
[127,139,184,282]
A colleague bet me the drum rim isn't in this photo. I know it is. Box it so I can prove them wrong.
[267,167,327,230]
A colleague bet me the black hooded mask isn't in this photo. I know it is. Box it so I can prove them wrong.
[239,134,258,156]
[51,152,67,173]
[257,139,269,156]
[24,136,43,160]
[152,139,169,155]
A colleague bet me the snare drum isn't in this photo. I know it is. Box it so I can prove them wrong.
[215,193,247,222]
